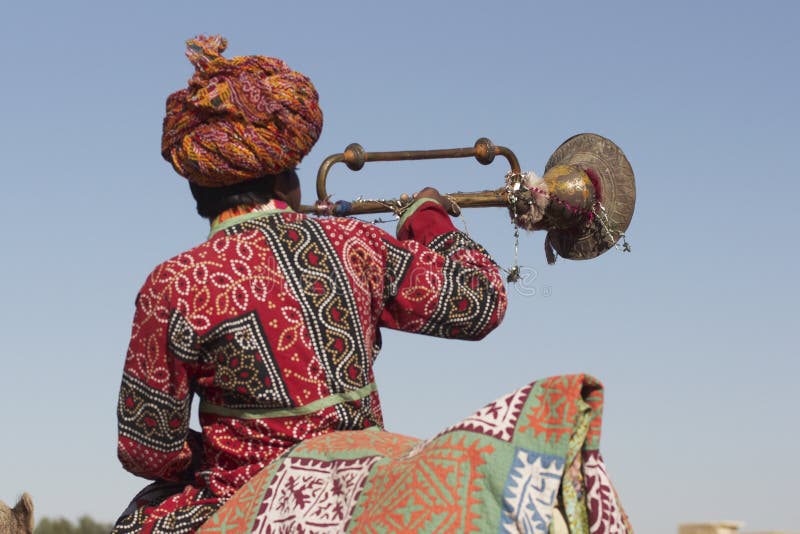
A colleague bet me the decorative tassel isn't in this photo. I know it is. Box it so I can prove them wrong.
[333,200,352,216]
[545,234,557,265]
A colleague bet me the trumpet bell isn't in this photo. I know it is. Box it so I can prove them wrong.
[542,133,636,261]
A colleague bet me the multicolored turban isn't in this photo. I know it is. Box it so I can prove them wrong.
[161,35,323,187]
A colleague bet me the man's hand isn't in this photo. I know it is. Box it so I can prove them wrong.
[413,187,460,216]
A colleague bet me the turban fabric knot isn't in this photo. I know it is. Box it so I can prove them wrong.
[161,35,323,187]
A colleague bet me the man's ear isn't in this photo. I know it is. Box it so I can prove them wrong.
[273,169,301,211]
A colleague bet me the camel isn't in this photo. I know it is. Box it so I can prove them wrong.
[0,493,33,534]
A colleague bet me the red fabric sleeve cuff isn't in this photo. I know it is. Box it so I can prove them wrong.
[396,200,457,245]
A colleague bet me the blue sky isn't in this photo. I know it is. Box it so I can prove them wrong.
[0,2,798,533]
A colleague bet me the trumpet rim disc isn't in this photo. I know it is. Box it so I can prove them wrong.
[543,133,636,260]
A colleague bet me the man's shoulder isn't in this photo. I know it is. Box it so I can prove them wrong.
[139,239,215,294]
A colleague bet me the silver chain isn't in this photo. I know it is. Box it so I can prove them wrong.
[593,202,631,252]
[504,172,527,283]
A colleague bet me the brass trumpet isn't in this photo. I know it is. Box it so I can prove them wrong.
[299,133,636,262]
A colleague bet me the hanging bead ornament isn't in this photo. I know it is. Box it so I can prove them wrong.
[504,172,528,283]
[593,202,632,253]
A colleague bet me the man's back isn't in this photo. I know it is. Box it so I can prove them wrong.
[118,207,506,498]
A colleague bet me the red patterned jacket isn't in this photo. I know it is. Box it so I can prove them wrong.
[117,200,507,498]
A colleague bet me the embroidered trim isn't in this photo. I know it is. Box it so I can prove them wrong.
[199,382,377,419]
[240,216,371,393]
[208,202,294,238]
[118,374,192,453]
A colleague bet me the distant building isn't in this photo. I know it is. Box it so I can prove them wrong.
[678,522,797,534]
[679,522,744,534]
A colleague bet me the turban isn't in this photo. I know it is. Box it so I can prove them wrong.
[161,35,323,187]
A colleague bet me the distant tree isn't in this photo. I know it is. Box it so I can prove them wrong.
[34,515,112,534]
[76,516,113,534]
[33,517,72,534]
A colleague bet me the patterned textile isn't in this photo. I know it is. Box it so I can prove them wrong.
[161,35,323,187]
[197,375,632,534]
[113,484,218,534]
[113,200,507,533]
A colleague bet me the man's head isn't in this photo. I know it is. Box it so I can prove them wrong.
[161,35,321,198]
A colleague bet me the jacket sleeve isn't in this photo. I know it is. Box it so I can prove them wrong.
[378,199,507,339]
[116,270,198,482]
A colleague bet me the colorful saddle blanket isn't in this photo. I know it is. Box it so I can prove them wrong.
[197,374,632,533]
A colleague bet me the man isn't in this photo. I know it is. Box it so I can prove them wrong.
[113,35,506,533]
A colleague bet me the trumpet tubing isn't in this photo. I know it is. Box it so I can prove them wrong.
[299,187,519,216]
[298,134,636,262]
